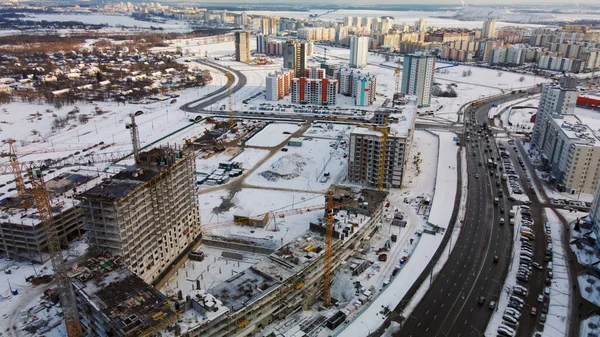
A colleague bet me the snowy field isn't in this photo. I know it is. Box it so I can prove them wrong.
[245,138,347,192]
[245,9,545,29]
[18,13,191,31]
[195,150,236,174]
[427,131,459,229]
[0,85,213,168]
[304,123,356,140]
[231,148,270,170]
[435,65,545,91]
[198,188,325,247]
[244,123,301,147]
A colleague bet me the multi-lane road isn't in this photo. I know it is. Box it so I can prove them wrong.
[396,93,523,337]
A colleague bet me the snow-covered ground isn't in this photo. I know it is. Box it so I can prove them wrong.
[333,132,460,336]
[244,123,300,147]
[428,131,459,229]
[544,210,571,337]
[231,148,270,170]
[304,122,355,140]
[199,188,324,246]
[580,315,600,337]
[0,240,88,337]
[245,137,347,192]
[578,274,600,308]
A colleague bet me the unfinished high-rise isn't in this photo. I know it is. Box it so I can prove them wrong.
[348,99,418,189]
[77,148,201,284]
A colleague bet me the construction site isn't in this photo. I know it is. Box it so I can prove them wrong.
[0,67,424,337]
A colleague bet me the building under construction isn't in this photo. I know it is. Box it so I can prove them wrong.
[163,185,387,337]
[0,172,96,262]
[76,147,201,284]
[71,253,178,337]
[348,99,418,189]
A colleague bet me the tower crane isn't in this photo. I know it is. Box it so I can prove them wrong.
[29,167,81,337]
[129,113,141,164]
[393,58,402,96]
[323,192,360,306]
[6,139,26,195]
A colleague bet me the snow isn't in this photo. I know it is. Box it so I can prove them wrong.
[231,148,270,170]
[434,65,546,92]
[246,9,546,28]
[580,315,600,337]
[332,134,461,337]
[427,131,459,230]
[544,210,571,337]
[244,123,300,147]
[199,188,324,247]
[0,240,88,336]
[245,138,347,193]
[195,150,235,174]
[305,123,356,140]
[19,13,190,31]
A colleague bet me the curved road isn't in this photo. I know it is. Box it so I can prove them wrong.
[180,60,247,112]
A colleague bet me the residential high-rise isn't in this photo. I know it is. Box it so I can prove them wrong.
[291,77,338,105]
[347,99,417,188]
[401,53,436,107]
[531,76,600,194]
[306,66,325,79]
[235,31,250,62]
[283,41,307,78]
[256,34,267,54]
[241,12,248,27]
[344,16,353,27]
[265,68,293,101]
[349,36,369,68]
[221,9,227,23]
[335,26,349,45]
[353,73,377,106]
[77,148,202,284]
[415,18,426,32]
[482,18,497,39]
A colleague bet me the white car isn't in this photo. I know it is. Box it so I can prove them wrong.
[537,294,544,303]
[544,287,550,296]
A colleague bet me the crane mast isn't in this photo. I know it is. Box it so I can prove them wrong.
[29,168,81,336]
[7,139,25,195]
[130,113,141,164]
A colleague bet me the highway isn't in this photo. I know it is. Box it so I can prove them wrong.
[395,95,517,337]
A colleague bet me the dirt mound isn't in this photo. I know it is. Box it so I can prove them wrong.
[260,153,312,181]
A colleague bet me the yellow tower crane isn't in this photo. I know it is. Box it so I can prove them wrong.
[323,193,360,306]
[29,168,81,337]
[6,139,26,195]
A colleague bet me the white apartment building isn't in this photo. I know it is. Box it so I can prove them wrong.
[482,18,497,39]
[349,36,369,68]
[400,53,435,107]
[531,76,600,194]
[265,68,293,101]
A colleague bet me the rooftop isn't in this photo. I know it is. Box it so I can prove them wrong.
[72,254,177,336]
[0,170,102,226]
[77,147,186,203]
[554,107,600,147]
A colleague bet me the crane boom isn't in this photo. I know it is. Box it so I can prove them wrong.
[29,168,81,337]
